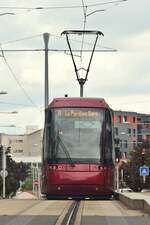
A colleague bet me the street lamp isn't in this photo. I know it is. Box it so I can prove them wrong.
[0,91,7,95]
[0,125,16,127]
[0,111,18,114]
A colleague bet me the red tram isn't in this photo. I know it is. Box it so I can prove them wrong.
[42,97,115,199]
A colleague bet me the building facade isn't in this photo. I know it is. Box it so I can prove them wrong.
[0,128,43,165]
[114,111,138,157]
[137,113,150,143]
[114,111,150,158]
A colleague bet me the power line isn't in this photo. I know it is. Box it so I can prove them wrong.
[113,100,150,106]
[80,0,87,65]
[0,32,117,52]
[0,13,15,16]
[0,1,127,10]
[0,6,83,10]
[0,100,32,107]
[86,0,127,17]
[88,0,127,7]
[0,46,43,121]
[2,34,42,45]
[0,49,117,52]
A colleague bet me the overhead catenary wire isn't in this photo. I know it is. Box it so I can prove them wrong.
[0,0,127,17]
[2,34,42,45]
[86,0,127,7]
[0,49,117,52]
[0,100,32,107]
[80,0,87,65]
[65,0,123,73]
[0,45,43,121]
[112,100,150,106]
[0,32,116,51]
[0,1,127,10]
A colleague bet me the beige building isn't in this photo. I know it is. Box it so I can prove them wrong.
[0,127,43,165]
[9,134,25,157]
[24,129,43,157]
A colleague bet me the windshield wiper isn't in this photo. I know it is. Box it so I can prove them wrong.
[54,133,75,166]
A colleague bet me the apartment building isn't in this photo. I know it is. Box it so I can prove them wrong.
[0,127,43,165]
[114,111,150,157]
[137,113,150,143]
[114,111,138,157]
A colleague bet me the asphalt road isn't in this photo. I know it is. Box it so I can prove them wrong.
[0,199,149,225]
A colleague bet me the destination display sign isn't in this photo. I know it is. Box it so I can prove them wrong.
[57,110,99,118]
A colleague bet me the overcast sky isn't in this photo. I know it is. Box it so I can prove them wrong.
[0,0,149,134]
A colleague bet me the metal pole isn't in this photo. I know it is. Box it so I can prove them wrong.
[38,167,41,199]
[116,164,119,192]
[80,84,83,97]
[32,165,35,193]
[43,33,50,109]
[79,79,84,97]
[143,176,146,184]
[121,169,124,192]
[2,147,6,198]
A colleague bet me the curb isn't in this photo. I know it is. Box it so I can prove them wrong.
[119,193,150,214]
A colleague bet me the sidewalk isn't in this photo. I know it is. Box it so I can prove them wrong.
[119,191,150,214]
[13,191,38,199]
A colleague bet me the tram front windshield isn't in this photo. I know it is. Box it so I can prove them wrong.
[46,108,112,164]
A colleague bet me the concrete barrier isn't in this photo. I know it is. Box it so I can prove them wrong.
[144,199,150,214]
[119,192,150,214]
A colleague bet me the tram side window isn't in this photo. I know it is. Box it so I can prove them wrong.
[104,110,113,163]
[43,110,52,162]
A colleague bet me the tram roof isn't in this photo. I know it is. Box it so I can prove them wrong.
[48,97,110,109]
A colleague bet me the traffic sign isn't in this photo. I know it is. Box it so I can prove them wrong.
[0,170,8,178]
[139,166,149,176]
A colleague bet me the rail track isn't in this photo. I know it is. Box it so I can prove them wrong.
[0,198,149,225]
[55,200,81,225]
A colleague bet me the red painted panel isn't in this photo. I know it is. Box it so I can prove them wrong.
[46,184,110,196]
[48,171,104,185]
[49,98,110,109]
[44,164,114,196]
[66,164,90,171]
[47,164,105,185]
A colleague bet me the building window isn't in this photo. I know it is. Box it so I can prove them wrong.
[124,152,127,158]
[124,140,128,148]
[133,117,136,123]
[127,128,131,137]
[144,121,150,128]
[13,140,23,143]
[133,129,136,137]
[13,149,23,153]
[114,127,118,136]
[117,116,122,123]
[120,140,122,148]
[17,140,23,143]
[123,116,127,123]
